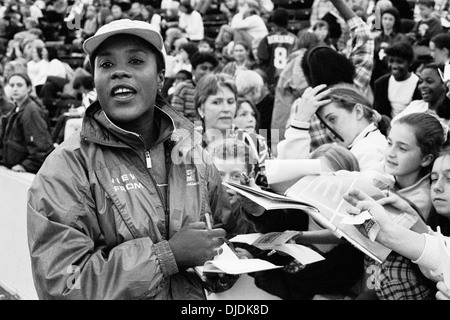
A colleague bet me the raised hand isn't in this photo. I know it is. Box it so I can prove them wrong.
[291,84,332,123]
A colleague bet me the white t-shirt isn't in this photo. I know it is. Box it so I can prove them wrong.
[388,73,419,118]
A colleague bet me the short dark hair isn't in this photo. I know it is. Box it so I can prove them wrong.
[271,8,289,28]
[73,75,95,91]
[301,44,355,87]
[431,33,450,52]
[385,41,415,62]
[191,52,219,70]
[417,0,435,8]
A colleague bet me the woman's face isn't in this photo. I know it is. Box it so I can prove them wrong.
[387,56,410,81]
[431,154,450,218]
[8,75,30,103]
[314,26,328,42]
[381,13,395,31]
[317,101,360,148]
[233,43,247,63]
[385,122,427,180]
[201,85,236,131]
[233,101,256,133]
[418,67,446,104]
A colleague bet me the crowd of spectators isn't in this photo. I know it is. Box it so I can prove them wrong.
[3,0,450,300]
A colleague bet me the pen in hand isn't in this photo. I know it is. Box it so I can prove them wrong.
[205,212,213,230]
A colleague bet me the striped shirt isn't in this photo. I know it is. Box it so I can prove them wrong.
[170,80,199,123]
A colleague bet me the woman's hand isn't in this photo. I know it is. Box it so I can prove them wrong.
[292,84,332,123]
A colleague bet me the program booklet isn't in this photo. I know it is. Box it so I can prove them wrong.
[229,230,325,265]
[223,174,418,263]
[194,243,282,276]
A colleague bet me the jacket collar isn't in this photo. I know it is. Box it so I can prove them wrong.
[81,96,202,152]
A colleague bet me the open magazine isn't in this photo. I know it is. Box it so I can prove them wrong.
[223,174,418,264]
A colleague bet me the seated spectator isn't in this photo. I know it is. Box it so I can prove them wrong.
[391,63,450,134]
[233,96,259,134]
[26,41,49,93]
[373,42,421,125]
[408,0,443,56]
[171,51,219,123]
[429,32,450,65]
[167,69,193,101]
[371,6,409,89]
[235,69,274,148]
[222,41,256,78]
[216,0,268,53]
[0,73,54,173]
[178,0,204,42]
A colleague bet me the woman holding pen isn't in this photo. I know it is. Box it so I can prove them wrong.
[343,144,450,300]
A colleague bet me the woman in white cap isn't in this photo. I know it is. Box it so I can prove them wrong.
[26,19,234,300]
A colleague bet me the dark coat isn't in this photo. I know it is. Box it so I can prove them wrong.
[0,96,54,173]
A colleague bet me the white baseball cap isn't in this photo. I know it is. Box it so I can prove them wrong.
[83,19,166,66]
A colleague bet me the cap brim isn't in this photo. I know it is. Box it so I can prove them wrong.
[83,28,164,62]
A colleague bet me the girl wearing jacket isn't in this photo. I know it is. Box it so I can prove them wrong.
[0,72,53,173]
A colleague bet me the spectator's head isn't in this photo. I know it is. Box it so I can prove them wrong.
[238,0,260,16]
[190,52,219,82]
[232,41,250,64]
[235,70,264,103]
[310,143,360,172]
[45,46,59,61]
[301,44,355,87]
[111,4,124,19]
[417,63,450,119]
[179,0,194,14]
[195,73,237,132]
[385,41,415,81]
[430,33,450,65]
[208,138,257,205]
[390,112,446,178]
[73,75,95,93]
[380,7,402,34]
[197,39,214,53]
[175,69,193,83]
[417,0,435,19]
[179,41,199,62]
[295,29,320,51]
[7,72,32,104]
[271,8,289,29]
[233,96,259,133]
[317,83,377,148]
[311,20,330,43]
